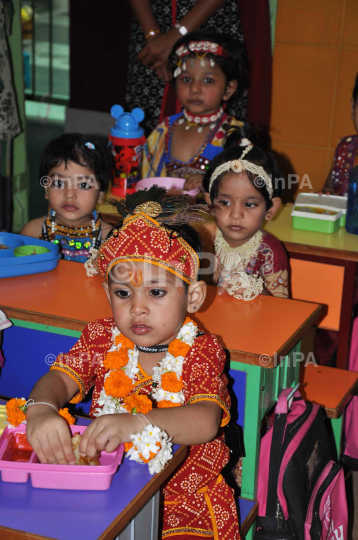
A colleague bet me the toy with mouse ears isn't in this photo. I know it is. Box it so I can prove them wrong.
[108,105,146,197]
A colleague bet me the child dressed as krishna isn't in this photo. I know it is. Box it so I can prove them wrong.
[25,186,240,540]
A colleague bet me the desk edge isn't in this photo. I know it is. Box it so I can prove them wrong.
[240,499,258,537]
[229,303,322,368]
[0,525,54,540]
[0,306,88,333]
[97,445,188,540]
[284,241,358,263]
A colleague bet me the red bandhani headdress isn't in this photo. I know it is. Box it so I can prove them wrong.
[85,188,208,284]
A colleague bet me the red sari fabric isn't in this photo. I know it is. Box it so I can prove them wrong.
[51,319,240,539]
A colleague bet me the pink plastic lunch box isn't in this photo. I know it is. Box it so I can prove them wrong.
[0,425,124,490]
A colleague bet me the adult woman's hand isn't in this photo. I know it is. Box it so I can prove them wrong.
[155,64,172,82]
[138,29,179,74]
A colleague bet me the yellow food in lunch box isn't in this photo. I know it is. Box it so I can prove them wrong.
[294,206,338,216]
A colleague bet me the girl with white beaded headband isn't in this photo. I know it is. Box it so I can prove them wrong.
[141,30,246,193]
[201,130,289,300]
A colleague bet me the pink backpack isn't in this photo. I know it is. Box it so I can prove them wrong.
[255,388,348,540]
[342,316,358,469]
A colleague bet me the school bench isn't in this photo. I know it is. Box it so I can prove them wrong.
[300,364,358,457]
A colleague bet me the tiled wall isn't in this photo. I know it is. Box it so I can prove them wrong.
[270,0,358,195]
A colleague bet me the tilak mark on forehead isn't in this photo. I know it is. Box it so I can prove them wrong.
[130,269,143,287]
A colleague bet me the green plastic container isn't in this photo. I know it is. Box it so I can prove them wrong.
[291,207,342,233]
[292,215,340,233]
[293,193,347,227]
[14,245,50,257]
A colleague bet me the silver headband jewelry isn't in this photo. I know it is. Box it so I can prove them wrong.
[208,139,274,198]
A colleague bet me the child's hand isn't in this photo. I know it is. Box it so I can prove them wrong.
[79,413,143,458]
[217,273,229,295]
[217,276,246,298]
[215,261,246,296]
[183,174,204,192]
[26,406,75,465]
[320,187,335,195]
[260,286,272,296]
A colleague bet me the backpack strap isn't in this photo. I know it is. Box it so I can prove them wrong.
[266,410,287,516]
[265,388,299,517]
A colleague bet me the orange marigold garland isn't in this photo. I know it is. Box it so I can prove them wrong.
[168,339,190,358]
[157,401,182,408]
[95,319,198,417]
[124,442,133,452]
[5,398,77,428]
[5,398,27,428]
[123,394,153,414]
[115,334,134,349]
[93,317,199,474]
[151,318,198,407]
[59,408,76,425]
[104,370,134,398]
[161,372,183,393]
[104,349,129,370]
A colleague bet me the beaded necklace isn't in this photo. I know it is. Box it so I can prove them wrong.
[214,229,263,273]
[41,208,102,261]
[214,230,264,301]
[165,113,225,175]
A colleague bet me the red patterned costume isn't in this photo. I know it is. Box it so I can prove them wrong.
[244,231,289,298]
[51,319,240,539]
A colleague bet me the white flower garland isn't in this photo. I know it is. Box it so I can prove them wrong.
[126,424,173,475]
[94,319,199,473]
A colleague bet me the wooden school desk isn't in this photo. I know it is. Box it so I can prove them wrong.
[0,261,321,511]
[264,203,358,369]
[0,401,257,540]
[0,415,187,540]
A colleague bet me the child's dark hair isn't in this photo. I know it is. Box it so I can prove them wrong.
[168,30,246,100]
[203,127,283,210]
[39,133,110,192]
[353,73,358,103]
